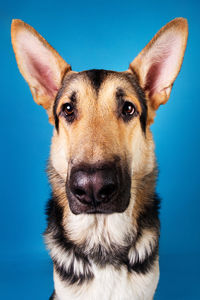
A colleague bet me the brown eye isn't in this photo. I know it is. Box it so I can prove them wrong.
[61,103,76,123]
[122,101,135,116]
[63,103,74,116]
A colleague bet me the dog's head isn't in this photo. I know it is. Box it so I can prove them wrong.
[11,19,188,215]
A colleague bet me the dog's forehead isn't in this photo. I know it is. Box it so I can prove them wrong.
[59,69,141,101]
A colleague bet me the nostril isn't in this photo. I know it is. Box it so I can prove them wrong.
[74,188,86,198]
[98,184,116,201]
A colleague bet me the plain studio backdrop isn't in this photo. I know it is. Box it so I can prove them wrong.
[0,0,199,299]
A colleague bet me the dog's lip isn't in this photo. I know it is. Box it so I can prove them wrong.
[69,199,130,215]
[82,208,114,214]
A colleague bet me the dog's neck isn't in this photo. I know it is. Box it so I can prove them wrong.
[45,164,160,285]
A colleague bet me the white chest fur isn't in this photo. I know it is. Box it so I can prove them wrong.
[54,260,159,300]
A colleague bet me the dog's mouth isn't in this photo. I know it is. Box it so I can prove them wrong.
[66,161,131,215]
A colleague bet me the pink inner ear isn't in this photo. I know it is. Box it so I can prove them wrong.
[16,30,60,97]
[144,59,168,97]
[27,53,58,97]
[144,32,182,96]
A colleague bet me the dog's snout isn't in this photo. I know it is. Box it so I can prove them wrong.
[67,161,131,214]
[69,167,118,206]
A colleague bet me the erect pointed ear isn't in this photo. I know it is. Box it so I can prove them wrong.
[129,18,188,122]
[11,19,71,123]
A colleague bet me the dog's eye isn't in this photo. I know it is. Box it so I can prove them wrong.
[61,103,76,123]
[122,102,136,116]
[63,103,74,116]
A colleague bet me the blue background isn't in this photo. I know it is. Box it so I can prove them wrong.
[1,0,199,299]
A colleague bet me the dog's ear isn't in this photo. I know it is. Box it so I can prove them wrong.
[11,19,71,123]
[129,18,188,122]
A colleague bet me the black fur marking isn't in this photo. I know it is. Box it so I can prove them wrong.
[53,73,78,131]
[45,195,94,285]
[133,169,160,246]
[45,197,75,253]
[53,86,65,131]
[123,72,148,133]
[49,290,55,300]
[88,243,129,269]
[128,246,158,274]
[137,192,160,235]
[70,91,77,102]
[53,252,94,285]
[84,69,108,93]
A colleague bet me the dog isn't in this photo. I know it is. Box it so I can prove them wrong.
[11,18,188,299]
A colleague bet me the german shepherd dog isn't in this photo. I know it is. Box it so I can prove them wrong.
[11,18,188,300]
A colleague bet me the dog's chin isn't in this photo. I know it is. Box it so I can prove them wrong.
[67,195,130,215]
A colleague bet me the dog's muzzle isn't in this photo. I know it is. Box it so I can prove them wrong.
[66,161,131,214]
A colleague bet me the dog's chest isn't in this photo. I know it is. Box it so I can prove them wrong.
[54,262,159,300]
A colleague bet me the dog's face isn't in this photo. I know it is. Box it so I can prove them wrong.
[11,18,188,215]
[51,69,151,214]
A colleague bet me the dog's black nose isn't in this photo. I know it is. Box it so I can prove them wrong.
[69,165,118,206]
